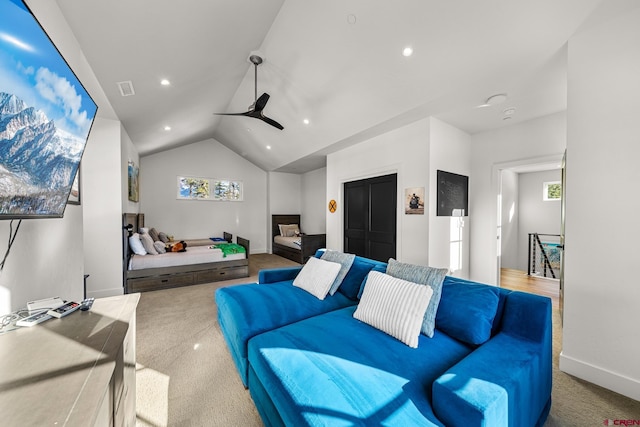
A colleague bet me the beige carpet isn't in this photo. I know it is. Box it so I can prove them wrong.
[135,254,640,426]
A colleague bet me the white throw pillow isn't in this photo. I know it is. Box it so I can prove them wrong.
[353,271,433,348]
[129,233,147,256]
[293,257,342,300]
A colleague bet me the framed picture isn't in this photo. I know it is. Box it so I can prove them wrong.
[213,179,243,201]
[67,167,81,205]
[437,170,469,216]
[177,176,243,201]
[177,176,211,200]
[128,160,139,202]
[404,187,424,215]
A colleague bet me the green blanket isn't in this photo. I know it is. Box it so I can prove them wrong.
[213,243,246,258]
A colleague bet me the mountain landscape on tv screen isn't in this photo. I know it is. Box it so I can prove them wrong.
[0,92,83,216]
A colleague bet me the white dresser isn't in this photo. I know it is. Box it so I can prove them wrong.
[0,293,140,426]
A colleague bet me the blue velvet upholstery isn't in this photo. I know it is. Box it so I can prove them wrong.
[216,252,388,386]
[218,255,552,426]
[436,277,500,345]
[432,292,552,427]
[216,282,354,387]
[248,307,473,426]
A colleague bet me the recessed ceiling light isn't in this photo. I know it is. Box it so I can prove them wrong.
[347,14,357,25]
[402,46,413,57]
[266,145,271,150]
[164,125,171,131]
[303,118,310,125]
[160,79,170,86]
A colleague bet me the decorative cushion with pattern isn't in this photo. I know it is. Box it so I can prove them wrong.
[386,259,448,338]
[354,271,433,348]
[320,250,356,296]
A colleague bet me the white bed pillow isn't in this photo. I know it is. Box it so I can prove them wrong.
[129,233,147,256]
[353,271,433,348]
[293,257,341,300]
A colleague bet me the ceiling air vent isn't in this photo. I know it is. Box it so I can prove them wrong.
[116,80,135,97]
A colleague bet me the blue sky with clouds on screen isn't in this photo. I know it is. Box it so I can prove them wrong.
[0,0,97,139]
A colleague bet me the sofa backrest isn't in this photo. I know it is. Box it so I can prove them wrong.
[313,249,387,300]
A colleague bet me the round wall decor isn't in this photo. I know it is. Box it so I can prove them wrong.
[328,199,337,213]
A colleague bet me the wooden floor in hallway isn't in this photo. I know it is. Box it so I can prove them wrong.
[500,268,560,309]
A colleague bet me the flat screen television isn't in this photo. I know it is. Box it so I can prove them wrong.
[0,0,97,219]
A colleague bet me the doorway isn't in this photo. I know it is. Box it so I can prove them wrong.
[344,173,397,262]
[494,154,564,287]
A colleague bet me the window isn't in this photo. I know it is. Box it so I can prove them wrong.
[543,181,561,201]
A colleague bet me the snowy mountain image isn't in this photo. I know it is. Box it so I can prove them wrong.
[0,92,84,216]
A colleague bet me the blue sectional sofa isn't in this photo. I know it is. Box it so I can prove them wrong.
[215,252,552,427]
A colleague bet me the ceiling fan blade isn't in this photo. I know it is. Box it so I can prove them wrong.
[214,112,252,117]
[254,93,270,112]
[260,115,284,130]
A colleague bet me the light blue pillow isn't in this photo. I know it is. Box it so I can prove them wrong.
[320,250,355,295]
[386,259,448,338]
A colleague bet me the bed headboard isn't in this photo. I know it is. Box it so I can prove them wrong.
[123,213,144,282]
[272,214,301,239]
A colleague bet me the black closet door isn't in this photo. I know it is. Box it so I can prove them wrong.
[344,173,397,262]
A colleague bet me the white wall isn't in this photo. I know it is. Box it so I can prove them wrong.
[82,118,125,298]
[517,170,561,271]
[470,112,566,285]
[0,211,85,314]
[428,118,471,277]
[140,139,268,253]
[301,167,327,234]
[327,118,430,265]
[561,7,640,400]
[500,170,519,270]
[268,172,301,215]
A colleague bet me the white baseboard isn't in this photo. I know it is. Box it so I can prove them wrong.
[559,351,640,401]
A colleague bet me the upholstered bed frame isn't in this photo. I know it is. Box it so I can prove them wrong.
[271,214,326,264]
[123,213,250,293]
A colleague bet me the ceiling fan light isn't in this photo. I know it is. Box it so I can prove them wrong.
[485,93,507,106]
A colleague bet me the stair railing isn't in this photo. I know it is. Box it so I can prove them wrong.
[527,233,561,278]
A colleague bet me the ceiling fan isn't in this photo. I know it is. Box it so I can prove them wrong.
[215,54,284,130]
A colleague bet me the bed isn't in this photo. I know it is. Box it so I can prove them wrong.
[271,214,326,264]
[123,213,250,293]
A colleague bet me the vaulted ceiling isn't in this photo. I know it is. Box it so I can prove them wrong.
[56,0,610,173]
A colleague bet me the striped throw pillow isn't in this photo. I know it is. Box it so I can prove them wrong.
[293,257,342,300]
[353,271,433,348]
[386,259,448,338]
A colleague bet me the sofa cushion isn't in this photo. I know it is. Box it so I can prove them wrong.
[386,259,448,338]
[248,306,473,426]
[354,271,433,348]
[340,258,387,301]
[215,282,355,387]
[320,250,355,296]
[293,257,342,300]
[435,278,500,345]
